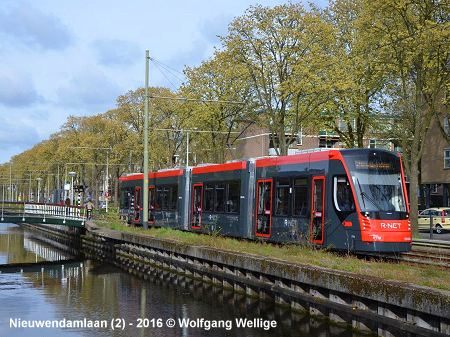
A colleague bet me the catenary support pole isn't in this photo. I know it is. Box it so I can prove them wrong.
[9,163,12,201]
[186,130,189,166]
[106,150,109,213]
[143,50,149,229]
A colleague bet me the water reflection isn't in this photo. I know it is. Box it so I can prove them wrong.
[24,236,69,262]
[0,224,369,337]
[1,260,366,337]
[0,224,70,264]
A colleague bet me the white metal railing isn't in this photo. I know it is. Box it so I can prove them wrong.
[24,203,85,220]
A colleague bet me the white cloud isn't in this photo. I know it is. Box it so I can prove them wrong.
[93,39,140,66]
[0,114,42,163]
[0,3,73,51]
[0,70,41,107]
[56,69,121,110]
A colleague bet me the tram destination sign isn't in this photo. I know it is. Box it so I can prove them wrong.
[355,161,393,170]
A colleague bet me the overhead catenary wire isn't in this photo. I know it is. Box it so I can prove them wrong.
[151,128,241,134]
[148,95,245,105]
[151,58,185,77]
[150,58,186,82]
[152,61,180,91]
[147,57,245,106]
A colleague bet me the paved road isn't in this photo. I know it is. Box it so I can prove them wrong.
[418,230,450,241]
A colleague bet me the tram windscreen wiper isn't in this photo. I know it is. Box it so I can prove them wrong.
[356,177,366,209]
[356,178,381,210]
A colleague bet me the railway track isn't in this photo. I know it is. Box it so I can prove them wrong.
[361,239,450,269]
[400,250,450,268]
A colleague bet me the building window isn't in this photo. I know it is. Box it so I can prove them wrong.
[296,128,302,146]
[430,184,439,194]
[444,116,449,136]
[319,139,337,148]
[369,139,376,149]
[445,149,450,169]
[338,119,347,132]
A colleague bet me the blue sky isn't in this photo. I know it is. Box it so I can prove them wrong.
[0,0,326,164]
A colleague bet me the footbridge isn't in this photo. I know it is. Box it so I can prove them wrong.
[0,202,85,228]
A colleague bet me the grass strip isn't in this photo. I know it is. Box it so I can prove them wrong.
[94,211,450,292]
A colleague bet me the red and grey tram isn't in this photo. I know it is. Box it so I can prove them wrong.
[119,148,411,253]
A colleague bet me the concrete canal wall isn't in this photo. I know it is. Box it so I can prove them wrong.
[22,223,450,337]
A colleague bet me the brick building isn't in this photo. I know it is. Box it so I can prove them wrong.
[420,113,450,208]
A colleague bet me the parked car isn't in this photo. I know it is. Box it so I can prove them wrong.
[418,208,450,234]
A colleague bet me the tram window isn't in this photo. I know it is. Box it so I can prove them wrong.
[204,184,214,212]
[155,185,178,211]
[293,178,308,217]
[163,187,170,210]
[120,189,130,208]
[135,188,141,208]
[149,188,155,209]
[334,176,355,212]
[155,188,162,210]
[275,179,290,216]
[256,181,272,236]
[169,185,178,210]
[227,181,240,213]
[215,183,226,212]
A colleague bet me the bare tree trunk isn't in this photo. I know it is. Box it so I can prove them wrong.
[409,154,419,235]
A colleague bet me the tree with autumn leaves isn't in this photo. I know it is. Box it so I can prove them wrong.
[0,0,447,231]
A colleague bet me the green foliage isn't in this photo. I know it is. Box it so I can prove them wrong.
[357,0,449,230]
[181,50,255,163]
[0,0,447,224]
[223,3,327,155]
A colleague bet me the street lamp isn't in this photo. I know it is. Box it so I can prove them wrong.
[36,177,42,203]
[68,171,76,205]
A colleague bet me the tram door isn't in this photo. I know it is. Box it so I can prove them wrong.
[148,186,155,224]
[310,177,325,244]
[191,183,203,229]
[134,186,141,223]
[255,179,272,237]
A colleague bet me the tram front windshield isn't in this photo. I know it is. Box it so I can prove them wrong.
[343,150,406,213]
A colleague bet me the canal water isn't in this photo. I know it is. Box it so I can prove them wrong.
[0,224,370,337]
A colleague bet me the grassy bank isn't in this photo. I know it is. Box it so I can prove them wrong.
[94,213,450,292]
